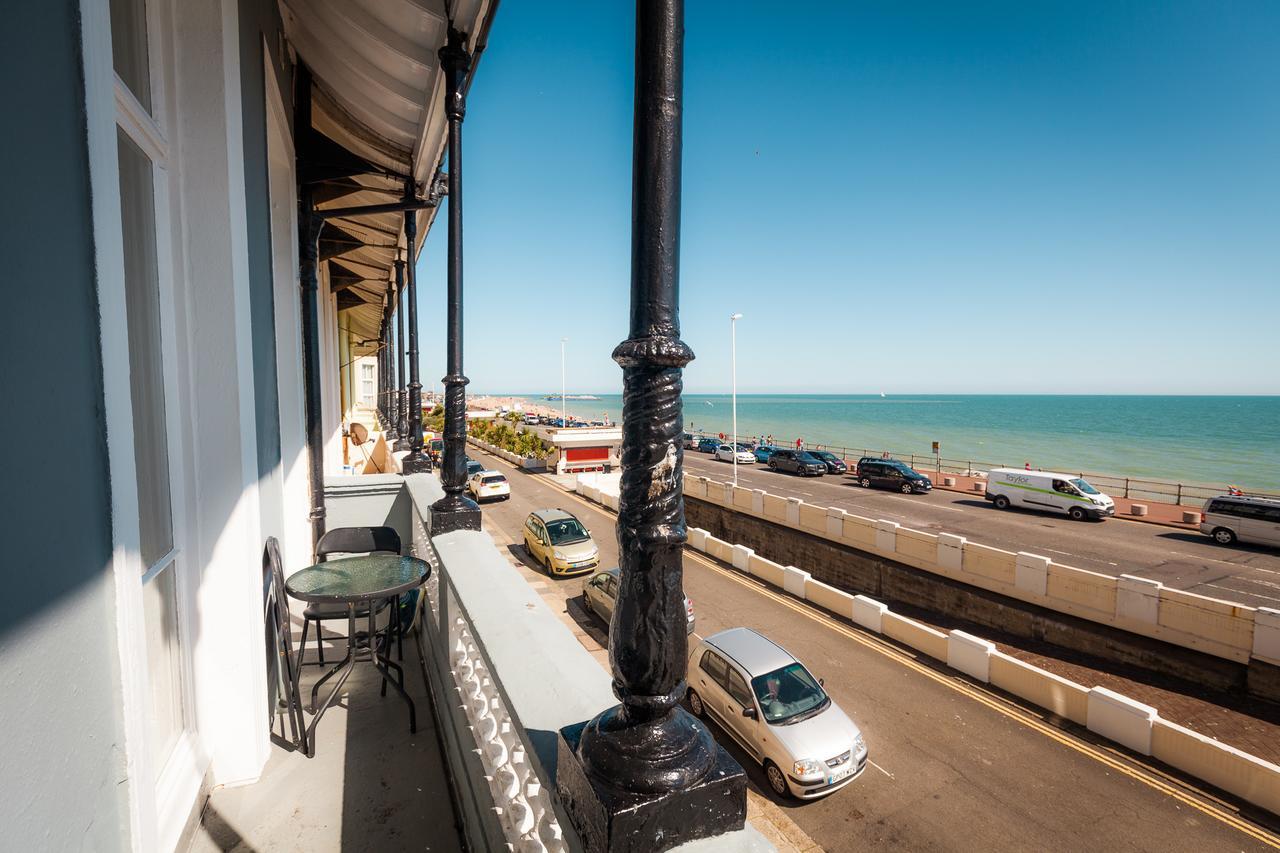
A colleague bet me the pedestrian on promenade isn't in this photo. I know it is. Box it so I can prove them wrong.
[796,437,803,449]
[1024,461,1031,470]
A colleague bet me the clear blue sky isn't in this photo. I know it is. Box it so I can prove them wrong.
[416,1,1279,396]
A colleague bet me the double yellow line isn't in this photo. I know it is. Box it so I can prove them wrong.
[533,471,1280,849]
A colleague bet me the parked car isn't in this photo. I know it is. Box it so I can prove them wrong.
[522,509,600,577]
[855,458,933,494]
[428,437,444,464]
[582,568,695,634]
[524,413,541,425]
[768,448,826,476]
[753,444,779,463]
[687,628,867,800]
[984,468,1113,520]
[697,437,722,454]
[683,433,701,449]
[467,470,510,502]
[805,450,847,475]
[466,458,484,478]
[715,443,755,464]
[1199,495,1280,547]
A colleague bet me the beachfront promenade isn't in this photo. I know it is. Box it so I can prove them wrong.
[680,453,1280,610]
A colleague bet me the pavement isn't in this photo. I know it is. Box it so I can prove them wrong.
[466,446,1280,852]
[681,452,1280,610]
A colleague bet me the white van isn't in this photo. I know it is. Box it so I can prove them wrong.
[1200,496,1280,547]
[985,468,1115,521]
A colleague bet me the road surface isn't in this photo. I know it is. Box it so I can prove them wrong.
[682,452,1280,609]
[465,447,1280,852]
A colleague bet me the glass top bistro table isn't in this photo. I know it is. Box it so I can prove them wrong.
[285,554,430,745]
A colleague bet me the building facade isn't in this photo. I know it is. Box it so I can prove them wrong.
[2,1,491,849]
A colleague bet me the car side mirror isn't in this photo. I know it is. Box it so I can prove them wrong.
[742,706,757,720]
[818,677,825,687]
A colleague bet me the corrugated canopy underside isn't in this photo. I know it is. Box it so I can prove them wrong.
[279,0,491,355]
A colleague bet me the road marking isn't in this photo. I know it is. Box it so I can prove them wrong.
[1043,548,1072,556]
[519,456,1280,847]
[869,759,894,780]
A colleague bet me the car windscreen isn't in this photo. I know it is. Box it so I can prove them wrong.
[811,451,839,462]
[1070,478,1100,495]
[734,443,751,451]
[481,476,506,485]
[796,452,821,464]
[545,518,589,545]
[751,663,829,724]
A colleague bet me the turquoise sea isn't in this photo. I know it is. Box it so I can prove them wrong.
[517,394,1280,490]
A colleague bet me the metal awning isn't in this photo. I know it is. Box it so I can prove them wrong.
[280,0,496,355]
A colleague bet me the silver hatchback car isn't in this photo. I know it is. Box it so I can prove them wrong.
[688,628,867,799]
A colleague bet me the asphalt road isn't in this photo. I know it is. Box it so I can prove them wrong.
[682,452,1280,609]
[466,447,1280,852]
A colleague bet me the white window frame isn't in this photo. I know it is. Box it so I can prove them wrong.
[81,0,203,849]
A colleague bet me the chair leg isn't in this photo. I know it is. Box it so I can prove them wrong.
[316,619,326,666]
[299,618,311,668]
[395,595,404,662]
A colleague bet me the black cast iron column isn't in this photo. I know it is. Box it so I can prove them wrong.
[400,183,431,474]
[393,258,410,450]
[429,26,480,533]
[558,2,745,849]
[378,314,388,429]
[385,294,399,439]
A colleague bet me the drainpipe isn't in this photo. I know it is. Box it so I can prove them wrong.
[428,26,480,533]
[560,1,746,848]
[298,185,326,553]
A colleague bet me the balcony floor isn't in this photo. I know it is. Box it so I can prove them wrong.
[189,632,462,853]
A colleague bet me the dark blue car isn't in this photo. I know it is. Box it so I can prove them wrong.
[697,438,721,454]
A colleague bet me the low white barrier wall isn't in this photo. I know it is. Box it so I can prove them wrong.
[565,484,1280,819]
[679,474,1259,665]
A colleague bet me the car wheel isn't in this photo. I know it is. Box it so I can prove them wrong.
[687,689,705,717]
[900,482,913,494]
[993,494,1010,510]
[582,594,593,615]
[1212,527,1237,546]
[764,761,791,798]
[1068,506,1088,521]
[769,461,777,471]
[859,477,872,488]
[544,556,554,575]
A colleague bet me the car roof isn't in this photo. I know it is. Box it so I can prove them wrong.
[478,469,505,477]
[1208,495,1280,506]
[531,508,577,523]
[989,467,1086,481]
[703,627,794,676]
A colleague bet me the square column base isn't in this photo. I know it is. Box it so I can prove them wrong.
[428,504,481,535]
[557,720,747,853]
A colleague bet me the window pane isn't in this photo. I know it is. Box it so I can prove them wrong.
[109,0,152,112]
[118,129,173,568]
[143,565,184,769]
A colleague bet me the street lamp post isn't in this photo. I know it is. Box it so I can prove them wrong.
[730,312,742,487]
[560,337,568,429]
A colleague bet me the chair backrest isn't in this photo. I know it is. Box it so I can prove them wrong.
[263,537,307,753]
[316,526,402,562]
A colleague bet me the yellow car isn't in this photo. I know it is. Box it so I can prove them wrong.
[523,509,599,577]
